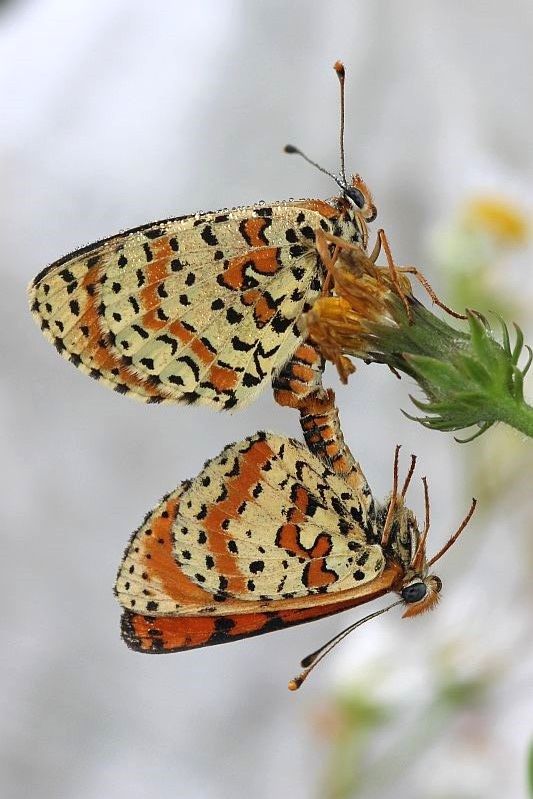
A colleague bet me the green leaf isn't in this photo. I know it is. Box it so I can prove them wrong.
[404,355,465,393]
[454,354,492,388]
[511,322,524,364]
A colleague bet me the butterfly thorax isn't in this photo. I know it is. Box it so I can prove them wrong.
[377,497,419,567]
[376,495,442,616]
[328,196,370,250]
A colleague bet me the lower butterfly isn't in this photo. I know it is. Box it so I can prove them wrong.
[115,390,476,690]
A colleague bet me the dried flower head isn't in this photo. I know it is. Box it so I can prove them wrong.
[305,246,412,382]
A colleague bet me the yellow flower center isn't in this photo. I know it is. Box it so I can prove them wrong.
[463,196,529,245]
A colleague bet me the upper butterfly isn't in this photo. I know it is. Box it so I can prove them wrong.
[28,63,377,410]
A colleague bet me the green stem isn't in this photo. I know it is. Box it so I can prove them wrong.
[496,397,533,438]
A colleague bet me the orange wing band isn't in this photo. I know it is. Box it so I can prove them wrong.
[121,577,394,654]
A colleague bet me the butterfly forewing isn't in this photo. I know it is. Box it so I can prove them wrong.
[115,432,384,618]
[30,202,341,409]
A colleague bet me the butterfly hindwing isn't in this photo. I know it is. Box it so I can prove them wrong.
[120,607,336,654]
[115,432,385,624]
[120,574,401,654]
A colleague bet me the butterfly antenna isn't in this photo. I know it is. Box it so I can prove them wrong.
[401,454,417,498]
[411,476,431,570]
[284,144,346,192]
[381,445,401,547]
[427,497,477,567]
[422,477,430,535]
[288,600,402,691]
[333,61,347,185]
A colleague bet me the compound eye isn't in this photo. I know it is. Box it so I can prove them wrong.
[401,582,427,603]
[345,186,365,209]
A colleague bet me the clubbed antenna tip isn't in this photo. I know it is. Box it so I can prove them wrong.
[334,60,345,79]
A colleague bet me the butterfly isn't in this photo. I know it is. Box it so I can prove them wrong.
[28,62,386,412]
[115,392,476,690]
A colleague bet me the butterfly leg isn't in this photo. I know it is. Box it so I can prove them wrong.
[375,229,414,322]
[395,264,467,319]
[317,229,381,282]
[315,228,342,296]
[368,233,382,263]
[377,229,467,320]
[317,229,362,255]
[319,228,411,321]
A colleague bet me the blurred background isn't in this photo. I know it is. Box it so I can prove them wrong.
[2,1,532,797]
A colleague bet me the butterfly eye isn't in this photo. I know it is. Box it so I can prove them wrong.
[401,582,427,603]
[345,186,365,209]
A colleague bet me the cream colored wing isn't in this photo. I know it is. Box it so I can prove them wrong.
[115,432,384,616]
[30,202,333,409]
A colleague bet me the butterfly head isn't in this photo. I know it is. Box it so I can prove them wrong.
[344,175,377,223]
[336,174,377,251]
[379,446,476,619]
[379,494,442,618]
[400,573,443,617]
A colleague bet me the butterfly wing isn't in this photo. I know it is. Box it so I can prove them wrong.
[120,574,399,654]
[30,201,340,409]
[115,432,397,651]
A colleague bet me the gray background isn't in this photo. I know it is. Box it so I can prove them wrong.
[2,1,532,797]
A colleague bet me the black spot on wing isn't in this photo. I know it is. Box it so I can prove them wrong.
[144,227,164,239]
[176,355,200,381]
[201,225,218,246]
[231,336,256,352]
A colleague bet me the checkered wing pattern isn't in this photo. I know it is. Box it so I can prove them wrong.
[115,432,383,617]
[29,201,354,409]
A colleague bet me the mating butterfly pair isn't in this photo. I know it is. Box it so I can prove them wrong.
[29,62,474,688]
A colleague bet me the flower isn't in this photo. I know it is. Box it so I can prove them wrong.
[463,196,529,246]
[304,248,533,441]
[305,247,413,382]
